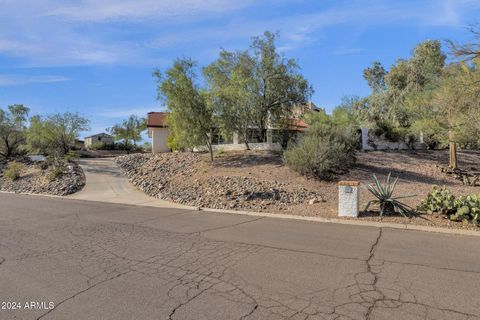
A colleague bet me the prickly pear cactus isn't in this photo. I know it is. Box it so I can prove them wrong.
[417,186,455,215]
[451,194,480,225]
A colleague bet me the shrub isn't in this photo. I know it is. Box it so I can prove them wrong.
[4,161,24,181]
[417,186,455,215]
[46,163,66,182]
[284,123,357,180]
[372,120,410,143]
[90,142,114,150]
[64,150,79,162]
[364,173,415,217]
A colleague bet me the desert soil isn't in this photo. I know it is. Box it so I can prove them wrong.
[0,159,85,196]
[116,149,480,231]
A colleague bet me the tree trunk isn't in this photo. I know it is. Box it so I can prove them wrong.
[244,133,250,151]
[208,143,213,162]
[449,130,458,170]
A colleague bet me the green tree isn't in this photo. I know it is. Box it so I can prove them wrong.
[431,64,477,169]
[206,31,312,145]
[359,40,446,143]
[27,112,89,157]
[0,104,29,159]
[204,50,257,149]
[250,31,313,139]
[363,61,386,93]
[154,58,216,161]
[109,115,146,152]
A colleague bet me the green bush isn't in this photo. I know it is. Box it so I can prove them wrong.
[46,164,66,182]
[63,150,79,162]
[283,123,357,180]
[90,142,114,150]
[4,161,24,181]
[372,120,409,143]
[417,186,455,215]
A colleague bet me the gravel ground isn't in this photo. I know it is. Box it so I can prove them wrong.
[0,158,85,196]
[116,150,480,231]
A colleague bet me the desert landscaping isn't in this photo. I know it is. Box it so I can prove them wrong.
[0,157,85,196]
[116,149,480,230]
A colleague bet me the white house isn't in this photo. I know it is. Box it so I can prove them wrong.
[84,133,114,149]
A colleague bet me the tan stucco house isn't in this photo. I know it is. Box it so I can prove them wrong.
[84,133,114,149]
[146,103,319,154]
[147,112,170,153]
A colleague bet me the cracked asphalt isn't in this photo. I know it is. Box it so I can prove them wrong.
[1,193,480,320]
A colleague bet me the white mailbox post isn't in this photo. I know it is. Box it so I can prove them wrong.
[338,181,360,217]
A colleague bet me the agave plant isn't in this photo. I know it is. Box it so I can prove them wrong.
[364,173,415,217]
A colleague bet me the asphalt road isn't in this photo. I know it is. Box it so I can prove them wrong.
[1,193,479,320]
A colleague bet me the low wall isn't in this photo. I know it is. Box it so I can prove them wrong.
[360,128,426,151]
[194,142,282,152]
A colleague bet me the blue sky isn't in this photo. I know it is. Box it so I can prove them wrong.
[0,0,479,138]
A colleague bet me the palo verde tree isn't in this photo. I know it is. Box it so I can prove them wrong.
[248,31,312,140]
[206,31,312,144]
[0,104,29,159]
[27,112,89,157]
[204,50,257,149]
[154,58,216,161]
[430,66,465,169]
[109,115,146,152]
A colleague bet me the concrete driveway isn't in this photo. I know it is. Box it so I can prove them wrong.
[68,158,187,209]
[1,193,480,320]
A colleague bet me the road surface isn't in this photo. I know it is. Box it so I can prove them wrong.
[0,193,479,320]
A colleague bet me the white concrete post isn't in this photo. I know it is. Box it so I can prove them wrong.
[266,129,273,144]
[360,128,372,151]
[338,181,360,217]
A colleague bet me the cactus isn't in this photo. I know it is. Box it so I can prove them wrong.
[418,187,480,225]
[364,173,415,217]
[451,195,480,225]
[417,186,455,215]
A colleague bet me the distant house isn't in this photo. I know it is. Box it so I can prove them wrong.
[147,112,170,153]
[74,139,85,150]
[147,103,319,154]
[84,133,114,149]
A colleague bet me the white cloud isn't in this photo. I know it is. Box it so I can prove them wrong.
[0,0,478,67]
[0,75,71,86]
[44,0,256,22]
[97,106,165,118]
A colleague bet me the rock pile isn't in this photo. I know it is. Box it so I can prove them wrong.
[116,153,325,211]
[0,158,85,196]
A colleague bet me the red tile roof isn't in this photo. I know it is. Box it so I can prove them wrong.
[290,119,309,132]
[147,112,169,127]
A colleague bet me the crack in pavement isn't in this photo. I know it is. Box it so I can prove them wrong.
[365,228,383,320]
[2,216,480,320]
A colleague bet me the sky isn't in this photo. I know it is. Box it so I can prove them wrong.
[0,0,479,138]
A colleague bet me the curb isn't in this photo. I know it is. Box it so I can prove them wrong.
[200,207,480,237]
[1,190,479,237]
